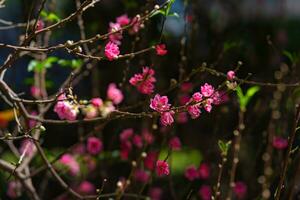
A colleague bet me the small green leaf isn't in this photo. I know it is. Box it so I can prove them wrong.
[236,86,260,111]
[218,140,231,156]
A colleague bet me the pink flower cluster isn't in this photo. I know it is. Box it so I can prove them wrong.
[186,83,221,119]
[184,163,211,181]
[119,128,154,160]
[54,84,123,120]
[150,94,175,126]
[54,94,78,121]
[129,67,156,94]
[59,154,80,175]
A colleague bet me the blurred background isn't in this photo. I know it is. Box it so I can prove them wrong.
[1,0,300,199]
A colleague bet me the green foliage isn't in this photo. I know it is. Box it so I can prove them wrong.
[218,140,231,156]
[150,0,179,18]
[236,86,260,112]
[41,11,61,23]
[283,50,299,65]
[28,57,82,72]
[58,59,83,69]
[159,148,202,174]
[28,57,58,72]
[223,41,242,53]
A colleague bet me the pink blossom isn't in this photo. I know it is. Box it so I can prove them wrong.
[134,169,150,183]
[192,92,203,102]
[72,143,86,154]
[133,134,143,148]
[104,41,120,61]
[201,83,215,97]
[7,181,22,199]
[176,112,188,124]
[160,111,175,126]
[227,70,236,81]
[198,163,210,179]
[234,181,247,199]
[59,154,80,175]
[85,105,98,119]
[144,151,158,170]
[83,155,97,171]
[148,187,163,200]
[179,95,190,105]
[155,44,168,56]
[108,22,123,45]
[129,67,156,94]
[28,111,37,128]
[30,86,41,97]
[204,98,214,113]
[150,94,171,113]
[180,82,193,93]
[120,128,134,141]
[36,20,44,31]
[156,160,170,176]
[91,98,103,107]
[184,165,199,181]
[142,129,154,144]
[198,185,212,200]
[187,105,201,119]
[116,14,131,26]
[19,139,35,156]
[129,16,141,34]
[100,101,116,117]
[77,181,95,195]
[107,83,123,104]
[120,140,132,160]
[272,136,288,150]
[87,137,103,155]
[169,136,181,151]
[54,97,78,121]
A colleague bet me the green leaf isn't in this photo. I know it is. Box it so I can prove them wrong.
[236,86,260,111]
[159,148,202,174]
[218,140,231,156]
[283,50,299,65]
[41,10,61,23]
[27,60,39,72]
[58,59,83,69]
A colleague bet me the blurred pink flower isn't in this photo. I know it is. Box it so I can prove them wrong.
[198,163,210,179]
[142,129,154,144]
[198,185,212,200]
[272,136,288,150]
[133,134,143,148]
[116,14,131,26]
[59,154,80,175]
[19,139,35,156]
[227,70,236,80]
[7,181,22,199]
[148,187,163,200]
[107,83,123,104]
[234,181,247,199]
[91,98,103,108]
[185,165,199,181]
[120,128,134,141]
[155,44,168,56]
[169,136,182,151]
[87,137,103,155]
[187,105,201,119]
[176,112,188,124]
[144,151,158,170]
[108,22,122,45]
[134,169,150,183]
[77,181,95,195]
[180,82,193,93]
